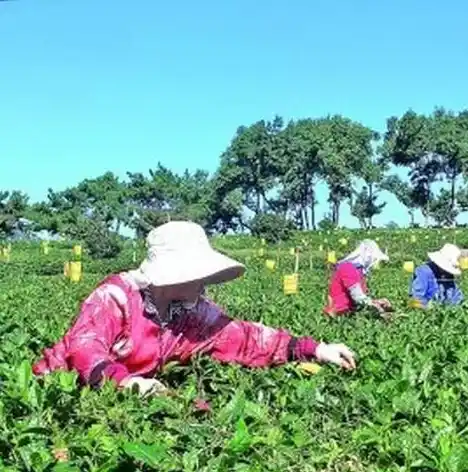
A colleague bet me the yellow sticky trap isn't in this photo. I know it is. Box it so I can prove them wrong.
[327,251,337,264]
[339,238,347,246]
[319,245,323,252]
[298,362,322,374]
[64,262,70,278]
[409,299,423,309]
[69,261,82,282]
[410,235,416,243]
[283,274,298,295]
[73,245,82,257]
[289,248,295,255]
[403,261,414,273]
[460,257,468,270]
[265,259,275,270]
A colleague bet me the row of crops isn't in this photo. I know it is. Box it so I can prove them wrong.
[1,228,468,471]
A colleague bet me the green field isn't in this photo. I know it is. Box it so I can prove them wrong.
[1,229,468,471]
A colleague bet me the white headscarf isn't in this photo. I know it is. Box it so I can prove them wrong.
[338,239,389,274]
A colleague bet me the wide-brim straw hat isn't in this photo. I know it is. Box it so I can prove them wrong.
[136,221,245,287]
[428,243,461,276]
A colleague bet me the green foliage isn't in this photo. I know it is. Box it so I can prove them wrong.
[381,108,468,226]
[317,215,336,232]
[80,218,123,260]
[0,190,29,237]
[1,229,468,471]
[351,186,386,229]
[249,213,295,243]
[3,107,468,236]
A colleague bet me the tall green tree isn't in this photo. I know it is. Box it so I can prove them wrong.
[381,110,434,225]
[429,108,468,219]
[75,172,129,232]
[275,119,323,229]
[127,164,215,236]
[216,115,284,216]
[350,155,388,228]
[382,108,468,226]
[350,185,386,229]
[319,115,379,226]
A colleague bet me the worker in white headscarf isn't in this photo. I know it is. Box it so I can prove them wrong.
[324,239,392,317]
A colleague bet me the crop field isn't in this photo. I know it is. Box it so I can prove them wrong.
[1,229,468,471]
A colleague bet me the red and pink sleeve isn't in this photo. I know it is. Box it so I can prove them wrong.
[66,285,130,386]
[197,300,319,367]
[339,263,363,290]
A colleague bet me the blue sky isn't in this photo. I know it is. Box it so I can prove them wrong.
[1,0,467,228]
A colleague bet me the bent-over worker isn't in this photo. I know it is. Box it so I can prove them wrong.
[410,243,463,308]
[33,221,356,397]
[324,239,391,318]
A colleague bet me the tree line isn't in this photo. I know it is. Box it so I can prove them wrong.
[2,107,468,241]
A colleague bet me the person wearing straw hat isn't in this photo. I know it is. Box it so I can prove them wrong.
[33,221,356,397]
[410,243,463,308]
[324,239,392,318]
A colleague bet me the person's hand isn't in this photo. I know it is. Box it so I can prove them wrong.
[120,376,168,397]
[315,342,356,370]
[369,299,386,313]
[376,298,392,310]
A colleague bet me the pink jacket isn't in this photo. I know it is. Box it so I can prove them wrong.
[33,273,319,386]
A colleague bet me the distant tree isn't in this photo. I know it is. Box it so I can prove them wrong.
[351,185,386,229]
[0,190,29,237]
[318,115,379,226]
[249,213,296,244]
[216,116,285,218]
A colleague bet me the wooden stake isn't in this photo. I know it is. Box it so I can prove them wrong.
[294,248,300,274]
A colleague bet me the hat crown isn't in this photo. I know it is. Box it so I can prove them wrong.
[146,221,209,257]
[439,243,461,262]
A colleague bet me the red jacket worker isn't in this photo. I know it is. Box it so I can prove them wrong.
[324,240,391,318]
[33,221,356,397]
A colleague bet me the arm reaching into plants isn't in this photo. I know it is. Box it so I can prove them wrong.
[349,283,392,317]
[199,300,356,370]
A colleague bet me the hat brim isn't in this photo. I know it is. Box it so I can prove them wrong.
[379,251,389,263]
[373,248,389,264]
[139,248,245,287]
[428,251,460,276]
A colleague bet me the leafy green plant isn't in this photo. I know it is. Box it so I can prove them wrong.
[1,228,468,470]
[80,218,123,260]
[249,213,295,243]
